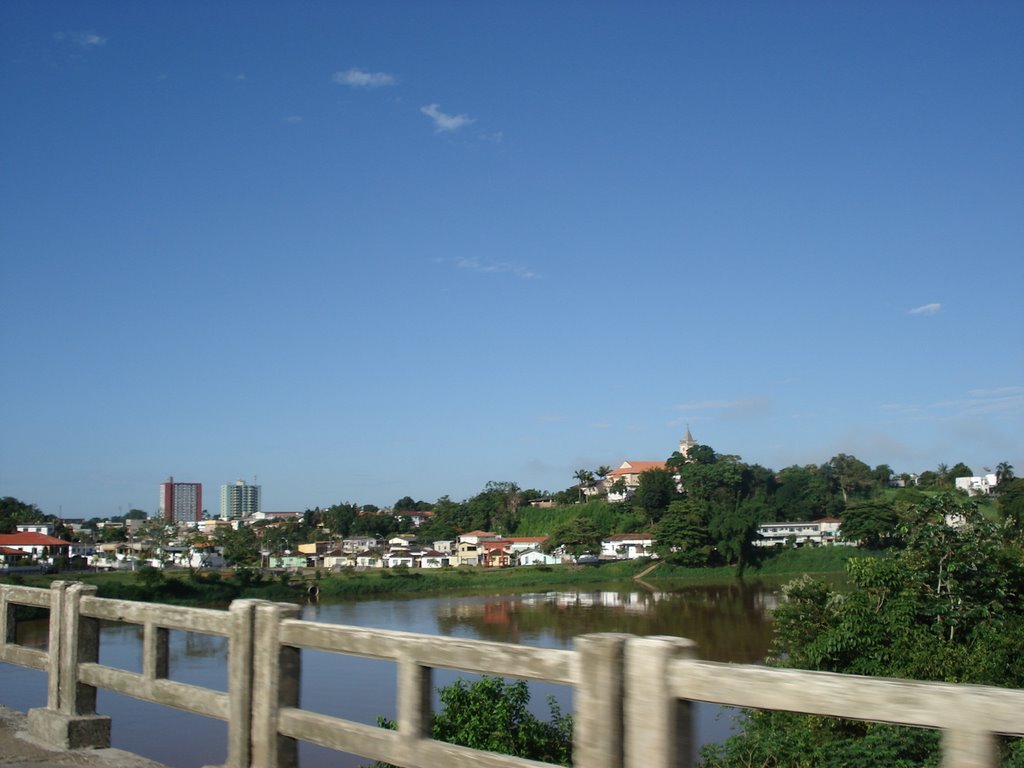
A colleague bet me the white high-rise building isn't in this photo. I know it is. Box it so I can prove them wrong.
[220,480,261,519]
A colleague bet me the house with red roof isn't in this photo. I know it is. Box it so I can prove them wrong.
[0,532,72,564]
[599,429,697,502]
[479,540,514,568]
[604,461,669,501]
[454,531,502,566]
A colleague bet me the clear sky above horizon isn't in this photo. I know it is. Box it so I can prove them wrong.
[2,1,1022,519]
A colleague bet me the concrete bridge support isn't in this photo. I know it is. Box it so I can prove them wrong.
[27,581,111,749]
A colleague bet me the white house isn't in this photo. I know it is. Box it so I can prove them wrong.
[0,532,72,564]
[355,551,384,568]
[503,537,548,554]
[755,518,842,547]
[15,523,56,536]
[342,536,381,553]
[954,474,998,496]
[601,533,655,560]
[517,549,563,566]
[323,551,356,569]
[420,550,449,568]
[384,551,417,568]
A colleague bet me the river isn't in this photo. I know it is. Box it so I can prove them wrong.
[2,581,782,767]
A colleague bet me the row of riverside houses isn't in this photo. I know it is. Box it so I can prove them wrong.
[284,531,661,570]
[2,515,854,574]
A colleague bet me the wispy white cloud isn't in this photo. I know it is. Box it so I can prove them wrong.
[879,386,1024,420]
[669,397,772,425]
[969,386,1024,398]
[284,115,303,124]
[454,257,539,280]
[421,103,475,132]
[54,30,108,48]
[333,68,396,88]
[537,414,571,424]
[907,302,942,316]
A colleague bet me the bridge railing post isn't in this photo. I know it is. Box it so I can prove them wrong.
[224,599,259,768]
[623,635,697,768]
[574,633,630,768]
[396,645,433,766]
[942,727,1000,768]
[250,601,301,768]
[28,581,111,748]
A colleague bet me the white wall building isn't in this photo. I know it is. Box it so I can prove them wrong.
[954,474,998,496]
[756,518,842,547]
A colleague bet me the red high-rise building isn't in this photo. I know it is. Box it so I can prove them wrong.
[159,477,202,523]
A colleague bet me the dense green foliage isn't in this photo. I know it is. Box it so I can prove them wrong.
[373,676,572,767]
[701,494,1024,767]
[0,496,72,538]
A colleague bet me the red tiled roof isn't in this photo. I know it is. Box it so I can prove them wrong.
[0,533,72,547]
[0,546,25,556]
[504,536,548,544]
[460,530,499,538]
[607,461,666,477]
[605,533,653,541]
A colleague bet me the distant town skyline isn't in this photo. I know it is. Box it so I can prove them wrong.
[1,3,1021,520]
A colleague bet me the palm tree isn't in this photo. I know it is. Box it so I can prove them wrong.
[573,469,595,502]
[996,462,1015,489]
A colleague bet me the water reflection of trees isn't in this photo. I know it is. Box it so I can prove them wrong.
[434,584,777,663]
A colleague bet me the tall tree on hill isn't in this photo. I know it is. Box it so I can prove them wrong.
[839,498,900,548]
[872,463,893,488]
[998,479,1024,545]
[826,454,873,503]
[481,481,522,533]
[997,461,1015,489]
[634,468,678,522]
[654,499,712,566]
[543,517,603,558]
[946,462,973,482]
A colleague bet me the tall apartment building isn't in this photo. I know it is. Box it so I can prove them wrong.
[220,479,261,519]
[159,478,203,523]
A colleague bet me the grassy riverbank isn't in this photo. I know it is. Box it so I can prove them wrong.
[2,545,875,605]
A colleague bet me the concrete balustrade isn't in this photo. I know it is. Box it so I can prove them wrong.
[2,582,1022,768]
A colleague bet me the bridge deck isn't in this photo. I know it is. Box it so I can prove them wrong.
[0,706,169,768]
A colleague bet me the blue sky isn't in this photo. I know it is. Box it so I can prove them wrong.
[2,1,1022,518]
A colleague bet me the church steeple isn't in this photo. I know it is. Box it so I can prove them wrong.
[679,426,697,457]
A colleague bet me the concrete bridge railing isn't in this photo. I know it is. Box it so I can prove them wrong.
[2,581,1022,768]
